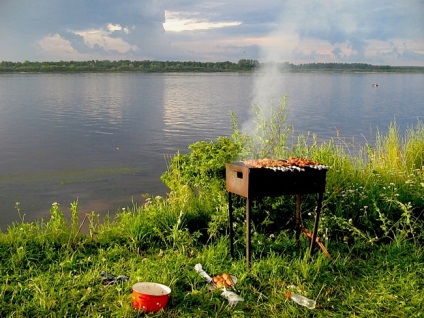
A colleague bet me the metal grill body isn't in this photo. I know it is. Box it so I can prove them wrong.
[226,162,328,268]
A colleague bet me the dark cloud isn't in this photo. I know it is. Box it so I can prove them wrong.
[0,0,422,64]
[332,47,343,59]
[60,31,91,54]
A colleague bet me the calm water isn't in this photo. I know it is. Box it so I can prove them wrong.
[0,72,423,229]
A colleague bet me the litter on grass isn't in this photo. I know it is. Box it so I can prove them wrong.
[194,263,244,305]
[194,264,213,284]
[100,271,129,285]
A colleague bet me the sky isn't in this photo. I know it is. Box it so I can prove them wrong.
[0,0,423,66]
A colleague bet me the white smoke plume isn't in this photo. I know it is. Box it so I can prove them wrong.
[241,10,294,141]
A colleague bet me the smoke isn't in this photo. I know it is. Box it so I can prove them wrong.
[238,1,424,157]
[239,4,310,160]
[241,10,294,142]
[240,63,286,137]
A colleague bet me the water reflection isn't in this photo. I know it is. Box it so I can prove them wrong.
[162,73,253,152]
[0,73,169,227]
[265,73,424,144]
[39,74,127,130]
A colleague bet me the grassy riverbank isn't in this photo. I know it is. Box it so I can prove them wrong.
[1,100,423,317]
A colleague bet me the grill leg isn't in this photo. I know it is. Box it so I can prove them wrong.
[295,194,301,246]
[228,192,234,257]
[309,192,323,259]
[246,197,251,269]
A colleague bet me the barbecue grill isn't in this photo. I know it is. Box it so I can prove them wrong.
[226,159,329,268]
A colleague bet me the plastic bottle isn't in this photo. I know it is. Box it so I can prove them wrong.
[285,292,316,309]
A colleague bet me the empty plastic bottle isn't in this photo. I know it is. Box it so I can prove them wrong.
[285,292,316,309]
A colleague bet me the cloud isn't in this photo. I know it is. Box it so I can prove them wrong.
[163,10,241,32]
[73,26,137,54]
[107,23,130,34]
[36,24,137,61]
[36,34,79,59]
[0,0,422,64]
[255,1,424,65]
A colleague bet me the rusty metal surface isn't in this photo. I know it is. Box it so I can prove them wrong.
[226,161,329,268]
[225,162,327,197]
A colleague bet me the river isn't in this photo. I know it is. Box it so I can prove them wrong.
[0,72,422,229]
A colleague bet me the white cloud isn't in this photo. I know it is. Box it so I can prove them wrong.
[74,28,136,54]
[37,34,81,59]
[37,24,137,57]
[106,23,130,34]
[163,10,241,32]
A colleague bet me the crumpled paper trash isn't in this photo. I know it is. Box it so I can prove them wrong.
[221,288,244,306]
[194,263,213,284]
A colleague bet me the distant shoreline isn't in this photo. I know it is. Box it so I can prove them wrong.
[1,60,423,73]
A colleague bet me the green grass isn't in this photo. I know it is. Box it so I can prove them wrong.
[0,222,422,317]
[0,100,423,317]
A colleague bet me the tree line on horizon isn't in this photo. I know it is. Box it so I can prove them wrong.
[0,59,422,73]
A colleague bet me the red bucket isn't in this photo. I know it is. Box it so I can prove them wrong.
[132,282,171,313]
